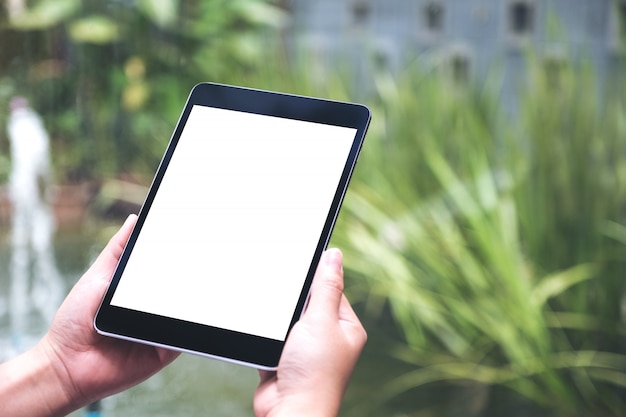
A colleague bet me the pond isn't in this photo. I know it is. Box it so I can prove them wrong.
[0,204,577,417]
[0,218,258,417]
[0,204,406,417]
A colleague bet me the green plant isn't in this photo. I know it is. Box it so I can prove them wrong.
[332,60,626,416]
[0,0,287,182]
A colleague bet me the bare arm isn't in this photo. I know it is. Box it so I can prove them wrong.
[0,215,179,416]
[0,217,366,417]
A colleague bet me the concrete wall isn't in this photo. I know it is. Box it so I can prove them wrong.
[286,0,624,109]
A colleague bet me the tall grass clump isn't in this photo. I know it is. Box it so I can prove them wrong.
[332,58,626,416]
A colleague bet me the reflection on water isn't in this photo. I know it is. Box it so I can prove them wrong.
[0,224,89,357]
[5,97,64,354]
[101,355,257,417]
[1,222,257,416]
[1,98,257,415]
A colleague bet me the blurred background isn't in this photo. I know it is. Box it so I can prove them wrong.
[1,0,625,416]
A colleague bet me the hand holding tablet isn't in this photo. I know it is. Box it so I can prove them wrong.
[94,83,371,369]
[255,248,368,417]
[0,213,367,417]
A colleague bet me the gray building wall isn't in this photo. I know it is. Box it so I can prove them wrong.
[285,0,625,109]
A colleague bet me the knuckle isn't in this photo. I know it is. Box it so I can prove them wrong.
[320,270,344,294]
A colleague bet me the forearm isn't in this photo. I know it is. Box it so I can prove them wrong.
[0,343,76,417]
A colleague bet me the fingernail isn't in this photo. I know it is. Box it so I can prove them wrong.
[324,248,343,271]
[123,213,137,227]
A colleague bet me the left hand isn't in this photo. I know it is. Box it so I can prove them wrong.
[39,214,180,410]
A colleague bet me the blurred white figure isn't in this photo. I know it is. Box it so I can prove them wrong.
[6,97,63,351]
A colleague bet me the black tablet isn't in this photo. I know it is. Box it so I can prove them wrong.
[94,82,371,370]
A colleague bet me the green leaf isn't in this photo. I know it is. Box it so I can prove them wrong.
[68,16,120,44]
[531,264,598,307]
[234,0,289,28]
[9,0,79,30]
[137,0,179,28]
[601,220,626,245]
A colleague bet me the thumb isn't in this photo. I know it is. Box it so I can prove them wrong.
[84,214,137,285]
[304,248,345,321]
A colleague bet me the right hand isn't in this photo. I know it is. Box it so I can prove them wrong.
[253,248,367,417]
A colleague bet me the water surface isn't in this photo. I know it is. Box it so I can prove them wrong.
[0,220,257,417]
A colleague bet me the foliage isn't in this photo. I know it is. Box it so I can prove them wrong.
[331,58,626,416]
[0,0,287,182]
[1,3,624,415]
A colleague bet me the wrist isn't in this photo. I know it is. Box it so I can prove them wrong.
[0,342,76,417]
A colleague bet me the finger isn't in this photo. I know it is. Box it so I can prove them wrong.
[338,294,367,347]
[96,214,137,265]
[82,214,137,284]
[257,369,275,384]
[305,248,345,321]
[52,215,138,325]
[105,214,137,260]
[338,294,360,324]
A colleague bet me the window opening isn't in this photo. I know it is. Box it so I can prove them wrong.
[424,2,444,33]
[351,0,371,26]
[509,1,534,36]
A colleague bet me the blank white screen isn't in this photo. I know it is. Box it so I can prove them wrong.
[110,105,355,341]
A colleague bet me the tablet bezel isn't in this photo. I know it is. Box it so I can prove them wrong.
[94,82,371,370]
